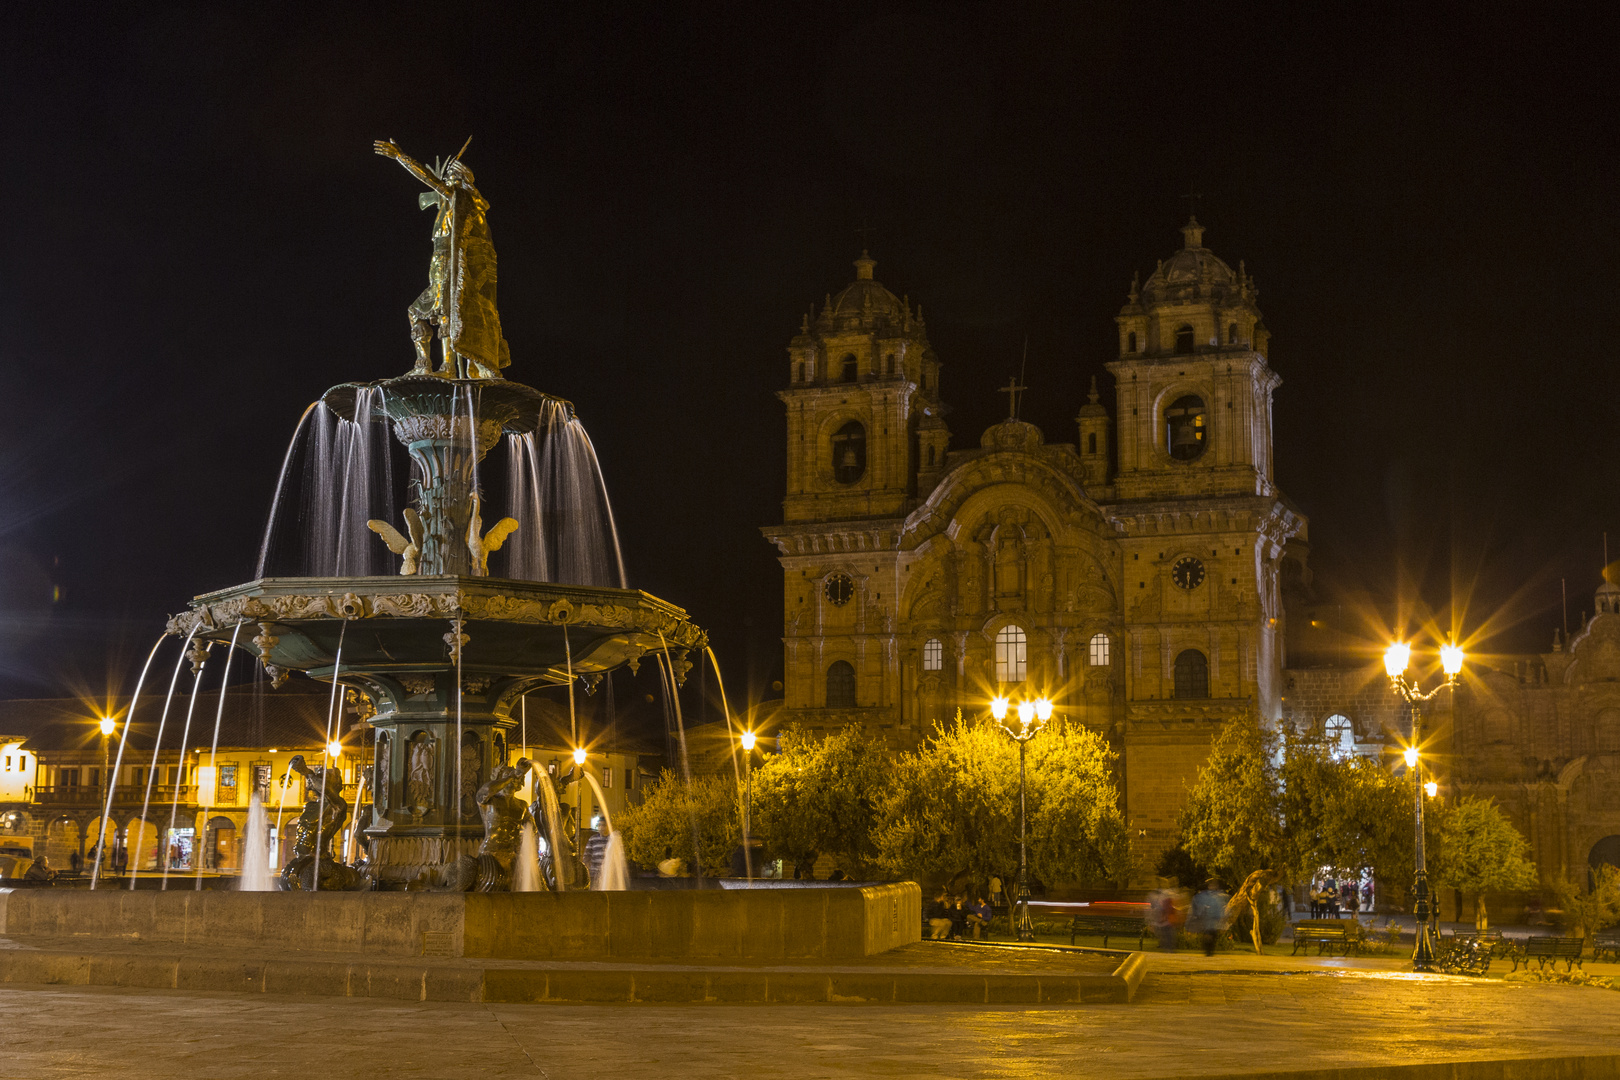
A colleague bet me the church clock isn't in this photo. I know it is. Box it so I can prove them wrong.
[1171,556,1206,590]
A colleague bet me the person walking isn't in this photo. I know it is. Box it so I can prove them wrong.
[1190,880,1230,956]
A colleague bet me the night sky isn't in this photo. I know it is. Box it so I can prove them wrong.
[3,4,1616,705]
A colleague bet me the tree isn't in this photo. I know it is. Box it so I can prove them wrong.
[873,710,1129,887]
[1179,713,1285,888]
[616,770,738,876]
[1553,864,1620,940]
[749,724,886,877]
[1279,734,1412,898]
[1429,796,1537,929]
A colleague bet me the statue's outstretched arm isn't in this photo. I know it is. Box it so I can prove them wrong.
[373,140,450,198]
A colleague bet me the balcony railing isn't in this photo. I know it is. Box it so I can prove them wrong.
[31,785,197,806]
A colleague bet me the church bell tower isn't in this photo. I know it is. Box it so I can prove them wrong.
[779,252,942,522]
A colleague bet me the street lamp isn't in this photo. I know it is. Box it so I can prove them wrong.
[739,730,757,879]
[1384,639,1464,972]
[993,694,1053,941]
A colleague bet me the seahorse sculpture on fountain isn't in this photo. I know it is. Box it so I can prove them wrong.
[280,755,365,891]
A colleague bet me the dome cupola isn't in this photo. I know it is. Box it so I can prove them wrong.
[1116,217,1269,360]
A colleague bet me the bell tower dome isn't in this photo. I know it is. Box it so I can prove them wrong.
[1106,218,1279,501]
[777,252,943,522]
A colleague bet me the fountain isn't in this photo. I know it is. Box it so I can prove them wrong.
[3,141,917,979]
[165,139,705,892]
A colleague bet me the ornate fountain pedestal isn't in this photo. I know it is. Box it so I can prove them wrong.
[171,575,703,889]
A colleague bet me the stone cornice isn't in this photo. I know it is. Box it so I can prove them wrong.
[761,520,906,557]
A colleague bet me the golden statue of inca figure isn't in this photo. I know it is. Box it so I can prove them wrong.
[374,138,511,380]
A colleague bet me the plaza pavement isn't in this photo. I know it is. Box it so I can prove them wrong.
[4,948,1619,1078]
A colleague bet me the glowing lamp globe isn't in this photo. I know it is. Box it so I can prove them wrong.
[327,741,343,758]
[1384,643,1411,678]
[1425,781,1439,798]
[573,747,587,765]
[1017,700,1035,724]
[1403,747,1419,768]
[1035,698,1053,721]
[990,697,1009,721]
[98,716,116,736]
[1440,644,1465,676]
[741,731,756,751]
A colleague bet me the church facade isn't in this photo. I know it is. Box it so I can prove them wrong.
[761,220,1306,874]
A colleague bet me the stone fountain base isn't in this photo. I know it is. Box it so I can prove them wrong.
[0,883,920,962]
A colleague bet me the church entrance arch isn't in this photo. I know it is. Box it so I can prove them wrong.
[1589,835,1620,871]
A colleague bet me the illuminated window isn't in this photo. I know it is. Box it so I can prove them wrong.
[841,354,858,383]
[995,626,1027,684]
[922,638,944,672]
[1325,714,1355,758]
[1175,325,1195,354]
[1088,633,1110,666]
[1165,395,1207,461]
[1173,650,1208,699]
[832,422,866,484]
[1127,331,1137,353]
[826,661,857,708]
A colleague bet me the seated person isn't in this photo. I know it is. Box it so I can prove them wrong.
[24,856,56,883]
[925,890,954,940]
[964,895,993,940]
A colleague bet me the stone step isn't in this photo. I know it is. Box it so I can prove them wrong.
[0,945,1145,1005]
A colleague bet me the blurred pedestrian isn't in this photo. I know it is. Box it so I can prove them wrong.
[1190,880,1229,956]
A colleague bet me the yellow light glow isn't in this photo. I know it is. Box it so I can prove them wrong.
[990,697,1009,721]
[327,741,343,758]
[741,730,756,751]
[1035,698,1053,721]
[1440,644,1465,676]
[98,716,115,736]
[1384,642,1410,678]
[1425,781,1439,798]
[1403,747,1419,768]
[573,747,587,765]
[1017,700,1035,724]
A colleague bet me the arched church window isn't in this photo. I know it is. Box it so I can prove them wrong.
[831,421,866,484]
[826,661,857,708]
[841,354,858,383]
[1127,331,1137,353]
[1087,433,1097,454]
[1175,325,1195,354]
[1088,633,1110,667]
[994,625,1027,684]
[1227,323,1239,344]
[796,362,804,383]
[922,638,943,672]
[1173,650,1208,699]
[1165,395,1207,461]
[885,354,896,376]
[1324,714,1355,758]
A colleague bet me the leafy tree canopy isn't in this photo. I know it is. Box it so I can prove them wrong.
[616,769,739,876]
[873,710,1129,887]
[749,724,887,876]
[1179,712,1284,887]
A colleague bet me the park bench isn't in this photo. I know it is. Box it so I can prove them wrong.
[1590,931,1620,963]
[1508,935,1585,973]
[1066,914,1147,949]
[1290,925,1351,956]
[1289,919,1367,957]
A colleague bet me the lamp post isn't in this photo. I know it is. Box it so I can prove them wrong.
[97,715,115,866]
[1383,640,1463,973]
[992,694,1053,942]
[740,730,756,880]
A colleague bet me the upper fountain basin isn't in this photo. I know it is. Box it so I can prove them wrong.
[168,576,705,685]
[320,375,574,436]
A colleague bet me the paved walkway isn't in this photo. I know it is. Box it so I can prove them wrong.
[2,961,1618,1078]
